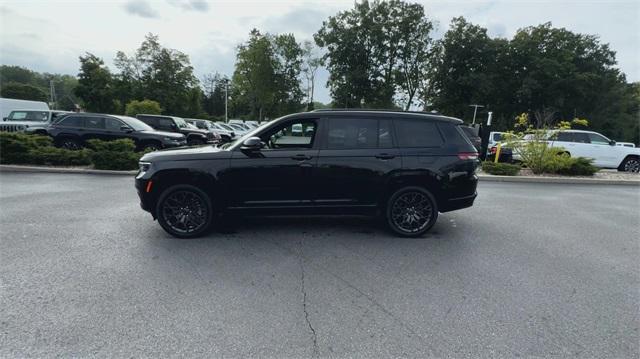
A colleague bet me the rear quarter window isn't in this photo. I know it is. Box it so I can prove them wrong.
[438,123,475,148]
[394,119,443,148]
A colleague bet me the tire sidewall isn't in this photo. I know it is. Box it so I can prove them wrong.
[386,186,438,237]
[621,156,640,173]
[156,184,214,238]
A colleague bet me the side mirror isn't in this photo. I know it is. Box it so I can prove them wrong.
[609,140,616,146]
[240,137,264,151]
[121,126,133,133]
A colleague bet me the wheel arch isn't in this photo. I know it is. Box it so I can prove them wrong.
[150,168,221,212]
[382,170,445,209]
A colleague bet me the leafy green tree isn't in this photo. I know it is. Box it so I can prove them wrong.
[125,99,162,116]
[315,0,434,109]
[114,34,200,116]
[0,82,48,101]
[202,72,228,117]
[75,53,116,113]
[302,40,323,109]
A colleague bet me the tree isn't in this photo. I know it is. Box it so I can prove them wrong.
[75,53,116,113]
[0,82,48,101]
[315,0,434,108]
[114,33,200,116]
[125,99,162,116]
[202,72,228,117]
[272,33,305,115]
[301,40,323,109]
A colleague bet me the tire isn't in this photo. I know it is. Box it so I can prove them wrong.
[156,184,214,238]
[619,156,640,173]
[58,137,81,150]
[188,138,205,146]
[385,186,438,237]
[141,142,162,152]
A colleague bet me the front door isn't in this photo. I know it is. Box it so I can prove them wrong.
[226,118,319,209]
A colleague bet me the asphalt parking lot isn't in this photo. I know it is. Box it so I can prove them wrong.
[0,172,638,358]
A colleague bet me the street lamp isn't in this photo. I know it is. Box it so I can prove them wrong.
[469,104,484,125]
[223,78,229,123]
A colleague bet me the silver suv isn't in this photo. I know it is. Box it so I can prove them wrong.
[0,110,70,135]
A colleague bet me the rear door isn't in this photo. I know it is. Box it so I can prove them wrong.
[313,116,400,207]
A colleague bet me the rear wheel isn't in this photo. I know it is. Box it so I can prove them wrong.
[156,185,213,238]
[620,156,640,173]
[59,137,81,150]
[386,186,438,237]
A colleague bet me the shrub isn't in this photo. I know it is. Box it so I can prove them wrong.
[0,132,92,166]
[125,99,162,116]
[30,147,92,166]
[86,138,141,170]
[552,157,598,176]
[482,161,521,176]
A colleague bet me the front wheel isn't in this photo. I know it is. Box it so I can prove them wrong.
[59,137,81,150]
[619,156,640,173]
[385,186,438,237]
[156,185,213,238]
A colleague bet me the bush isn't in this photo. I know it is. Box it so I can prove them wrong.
[550,156,598,176]
[86,138,141,170]
[125,99,162,116]
[30,147,92,166]
[0,132,92,166]
[482,161,521,176]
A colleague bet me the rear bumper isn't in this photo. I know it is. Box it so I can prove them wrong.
[440,192,477,212]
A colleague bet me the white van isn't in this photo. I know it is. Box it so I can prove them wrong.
[0,98,49,120]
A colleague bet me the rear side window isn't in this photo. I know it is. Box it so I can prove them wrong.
[394,119,443,148]
[85,117,104,129]
[437,123,473,147]
[326,118,394,149]
[555,132,574,142]
[59,116,84,127]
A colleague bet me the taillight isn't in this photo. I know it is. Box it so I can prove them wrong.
[490,146,497,154]
[458,152,479,160]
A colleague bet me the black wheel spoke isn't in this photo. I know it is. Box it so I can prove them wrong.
[161,190,208,234]
[391,191,433,233]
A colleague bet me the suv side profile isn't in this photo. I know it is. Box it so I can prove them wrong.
[136,114,214,146]
[135,110,479,238]
[0,110,70,135]
[48,113,186,151]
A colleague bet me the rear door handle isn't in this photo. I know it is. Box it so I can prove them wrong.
[291,154,312,161]
[375,153,395,160]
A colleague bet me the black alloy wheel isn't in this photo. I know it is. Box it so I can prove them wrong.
[156,185,213,238]
[386,186,438,237]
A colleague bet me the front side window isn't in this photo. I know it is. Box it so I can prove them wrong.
[588,133,610,145]
[395,119,443,148]
[174,118,188,128]
[85,117,105,129]
[105,118,124,131]
[158,118,174,129]
[263,120,317,149]
[573,133,590,143]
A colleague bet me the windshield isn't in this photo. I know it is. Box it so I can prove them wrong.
[8,111,48,122]
[120,116,155,131]
[221,121,273,149]
[174,118,189,128]
[218,123,234,131]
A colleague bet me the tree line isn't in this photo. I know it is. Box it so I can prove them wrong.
[0,0,637,143]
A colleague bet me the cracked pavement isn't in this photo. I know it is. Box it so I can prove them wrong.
[1,172,638,357]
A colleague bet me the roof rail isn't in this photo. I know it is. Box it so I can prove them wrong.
[310,108,442,115]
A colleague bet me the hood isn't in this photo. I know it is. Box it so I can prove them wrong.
[140,129,184,139]
[140,144,230,162]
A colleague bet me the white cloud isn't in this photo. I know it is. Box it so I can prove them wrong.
[123,0,159,19]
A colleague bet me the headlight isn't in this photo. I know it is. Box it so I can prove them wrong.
[139,161,151,173]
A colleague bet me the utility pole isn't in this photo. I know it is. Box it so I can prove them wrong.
[223,78,229,123]
[469,104,484,125]
[49,80,57,109]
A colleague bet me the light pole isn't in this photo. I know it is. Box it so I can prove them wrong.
[223,78,229,123]
[469,104,484,125]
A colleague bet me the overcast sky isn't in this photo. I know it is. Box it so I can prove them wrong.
[1,0,638,103]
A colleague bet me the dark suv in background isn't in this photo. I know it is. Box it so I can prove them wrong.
[136,110,479,238]
[47,113,186,151]
[136,114,214,146]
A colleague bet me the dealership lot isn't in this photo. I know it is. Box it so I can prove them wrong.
[0,172,638,357]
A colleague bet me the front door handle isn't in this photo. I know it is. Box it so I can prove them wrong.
[291,154,312,161]
[375,153,395,160]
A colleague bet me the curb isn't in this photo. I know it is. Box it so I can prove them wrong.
[478,174,640,186]
[0,164,137,176]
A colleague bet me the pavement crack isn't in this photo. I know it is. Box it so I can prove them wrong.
[299,238,319,357]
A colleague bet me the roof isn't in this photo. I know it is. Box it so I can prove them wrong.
[304,109,463,124]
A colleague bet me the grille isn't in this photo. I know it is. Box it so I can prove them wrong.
[0,124,26,132]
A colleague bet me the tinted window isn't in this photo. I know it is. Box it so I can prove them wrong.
[492,133,502,141]
[158,118,174,129]
[105,118,123,131]
[8,111,48,121]
[378,120,393,148]
[588,133,610,145]
[327,118,377,149]
[573,133,590,143]
[395,119,443,147]
[59,116,84,127]
[555,132,574,142]
[85,117,104,129]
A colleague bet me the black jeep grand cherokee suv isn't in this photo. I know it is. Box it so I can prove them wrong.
[136,110,479,238]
